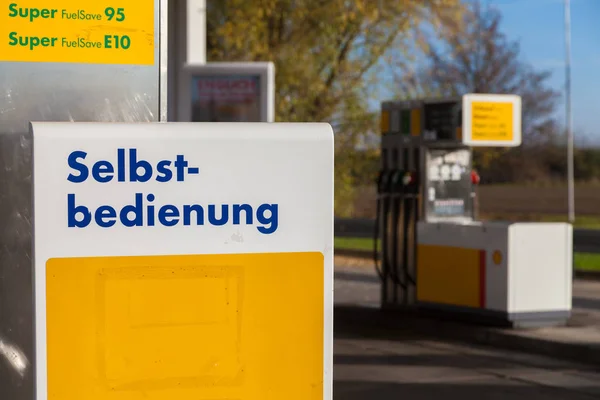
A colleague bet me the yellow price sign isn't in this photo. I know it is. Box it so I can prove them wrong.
[470,101,513,141]
[462,94,521,147]
[0,0,155,65]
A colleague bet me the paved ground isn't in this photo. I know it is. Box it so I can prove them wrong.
[334,333,600,399]
[333,259,600,399]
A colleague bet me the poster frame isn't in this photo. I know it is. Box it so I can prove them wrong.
[178,61,275,122]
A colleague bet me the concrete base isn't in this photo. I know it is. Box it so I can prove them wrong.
[420,302,570,329]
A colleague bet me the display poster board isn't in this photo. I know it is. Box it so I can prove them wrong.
[192,74,261,122]
[424,147,473,222]
[178,62,275,122]
[31,121,332,400]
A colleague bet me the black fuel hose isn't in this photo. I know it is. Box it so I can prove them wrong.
[373,192,384,280]
[389,191,407,289]
[401,194,417,285]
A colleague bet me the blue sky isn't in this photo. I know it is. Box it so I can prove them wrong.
[372,0,600,145]
[489,0,600,144]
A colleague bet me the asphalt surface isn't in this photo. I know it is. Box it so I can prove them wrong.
[333,264,600,399]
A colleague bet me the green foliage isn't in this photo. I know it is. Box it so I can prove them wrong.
[334,163,356,218]
[472,143,600,184]
[208,0,464,123]
[574,148,600,182]
[333,147,380,217]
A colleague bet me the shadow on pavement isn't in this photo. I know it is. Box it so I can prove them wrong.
[333,306,600,399]
[334,304,486,342]
[573,296,600,311]
[333,381,597,400]
[335,353,537,370]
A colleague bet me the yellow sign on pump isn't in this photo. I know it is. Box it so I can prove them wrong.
[381,110,390,133]
[410,108,421,136]
[462,93,522,147]
[0,0,155,65]
[470,101,513,141]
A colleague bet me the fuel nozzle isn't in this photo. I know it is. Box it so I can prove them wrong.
[402,171,418,195]
[377,169,392,195]
[389,169,404,194]
[403,171,415,186]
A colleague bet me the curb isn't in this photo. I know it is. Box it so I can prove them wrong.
[412,314,600,366]
[467,328,600,366]
[335,306,600,366]
[575,270,600,281]
[335,248,600,280]
[334,248,374,260]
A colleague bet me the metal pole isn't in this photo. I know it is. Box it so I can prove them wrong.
[187,0,207,64]
[565,0,575,223]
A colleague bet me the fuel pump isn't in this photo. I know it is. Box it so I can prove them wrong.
[375,95,571,330]
[378,97,467,309]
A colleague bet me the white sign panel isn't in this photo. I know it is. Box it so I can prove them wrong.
[462,93,522,147]
[32,122,333,400]
[178,62,275,122]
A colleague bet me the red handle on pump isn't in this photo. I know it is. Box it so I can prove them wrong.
[402,171,417,186]
[471,170,480,185]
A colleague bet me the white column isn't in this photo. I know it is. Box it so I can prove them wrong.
[565,0,575,223]
[187,0,207,64]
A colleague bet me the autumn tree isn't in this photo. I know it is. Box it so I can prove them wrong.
[207,0,466,215]
[393,0,562,182]
[208,0,464,123]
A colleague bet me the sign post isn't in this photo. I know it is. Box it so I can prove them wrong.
[32,122,334,400]
[0,1,166,399]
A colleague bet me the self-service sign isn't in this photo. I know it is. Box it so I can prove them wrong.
[461,93,522,147]
[31,122,334,400]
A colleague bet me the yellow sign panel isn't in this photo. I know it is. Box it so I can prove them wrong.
[380,110,390,133]
[493,250,503,265]
[0,0,154,65]
[410,108,421,136]
[417,244,482,308]
[470,101,514,142]
[46,252,324,400]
